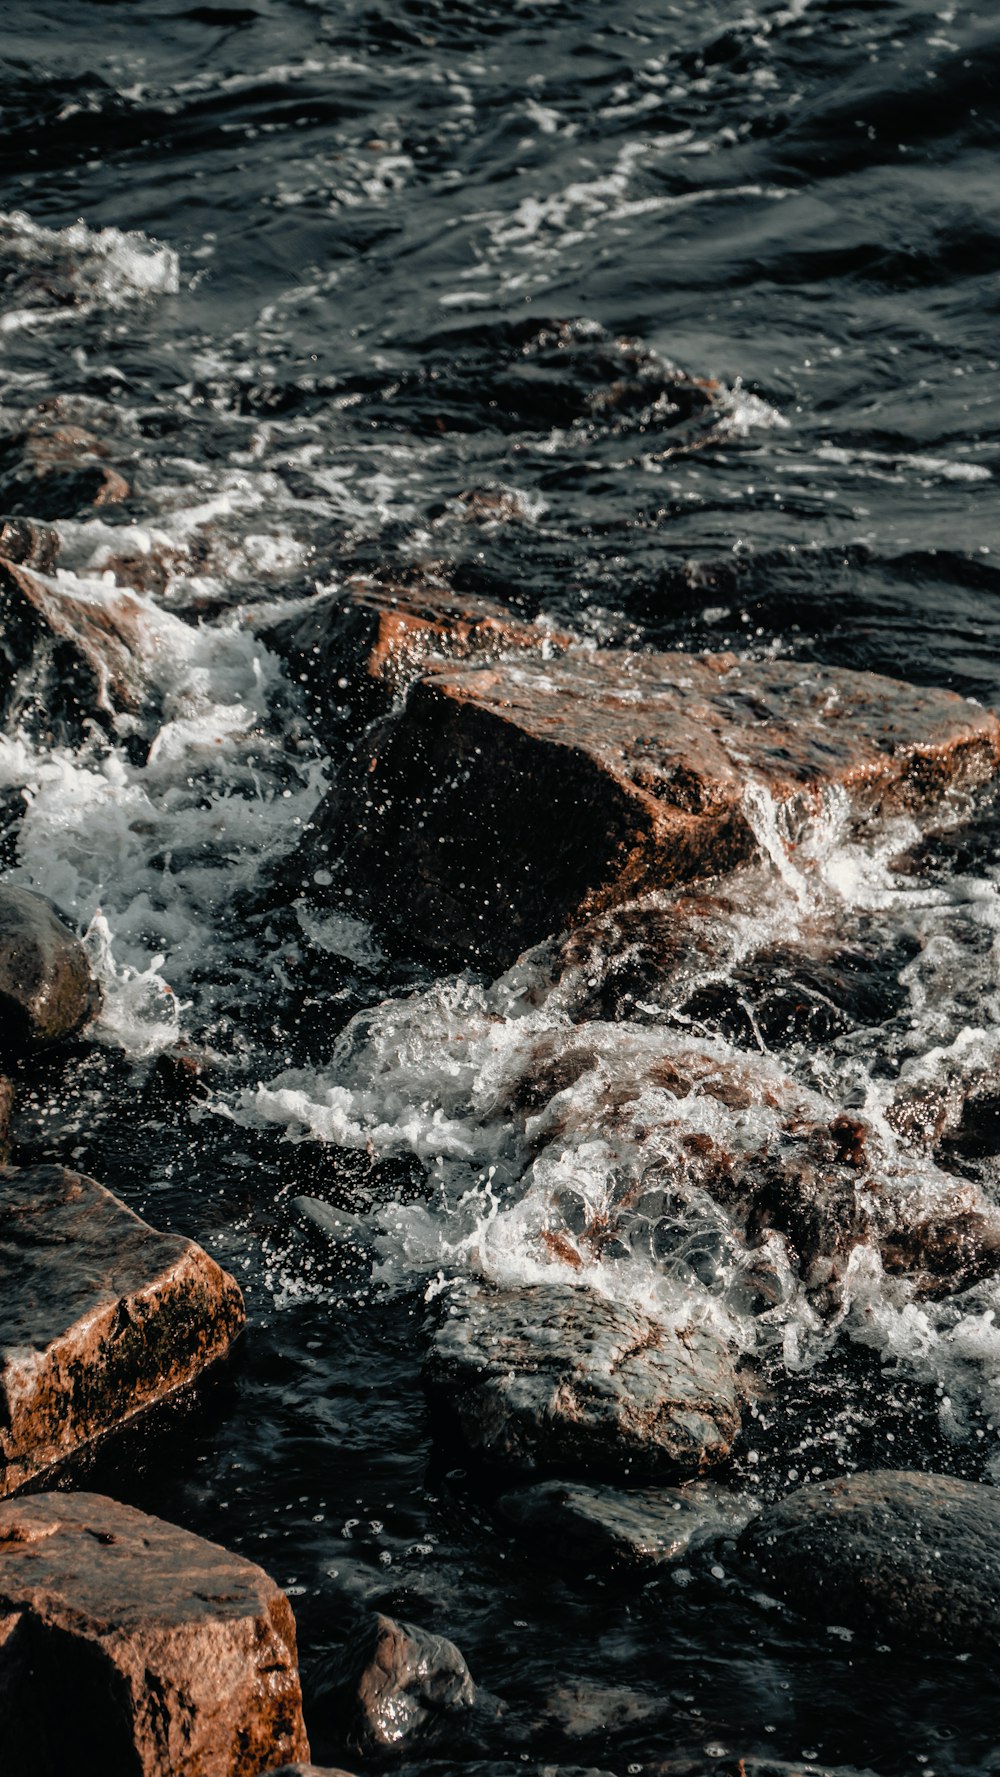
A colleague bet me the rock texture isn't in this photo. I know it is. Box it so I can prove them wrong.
[0,557,151,742]
[0,1489,309,1775]
[0,422,129,519]
[332,1612,477,1755]
[739,1469,1000,1647]
[426,1279,740,1479]
[498,1478,750,1570]
[307,649,1000,966]
[0,1163,246,1495]
[264,578,568,735]
[0,885,101,1055]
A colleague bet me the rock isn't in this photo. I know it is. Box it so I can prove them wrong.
[498,1477,751,1570]
[262,577,568,736]
[0,422,129,519]
[738,1468,1000,1648]
[306,649,1000,967]
[0,1163,246,1495]
[425,1278,740,1479]
[0,1489,309,1775]
[0,1076,12,1162]
[0,516,60,573]
[0,558,151,743]
[326,1612,477,1756]
[0,885,101,1055]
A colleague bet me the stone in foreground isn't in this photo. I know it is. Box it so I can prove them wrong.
[0,1163,246,1495]
[739,1469,1000,1648]
[311,649,1000,965]
[499,1478,750,1571]
[0,1490,309,1775]
[426,1279,739,1479]
[330,1612,477,1755]
[0,884,101,1056]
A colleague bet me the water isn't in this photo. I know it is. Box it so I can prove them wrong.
[3,1,1000,1770]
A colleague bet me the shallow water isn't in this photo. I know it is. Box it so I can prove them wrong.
[4,2,1000,1771]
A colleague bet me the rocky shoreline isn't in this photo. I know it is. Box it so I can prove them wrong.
[2,420,1000,1774]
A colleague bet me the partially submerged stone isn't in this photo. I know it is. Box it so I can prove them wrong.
[498,1478,751,1571]
[0,885,101,1055]
[0,558,151,742]
[0,1489,309,1775]
[0,422,128,519]
[263,578,568,735]
[738,1469,1000,1648]
[328,1612,477,1756]
[308,649,1000,966]
[425,1279,740,1479]
[0,1163,246,1495]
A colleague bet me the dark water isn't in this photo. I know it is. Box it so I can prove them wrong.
[3,2,1000,1773]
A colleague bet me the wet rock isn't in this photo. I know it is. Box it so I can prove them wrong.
[308,648,1000,967]
[498,1477,751,1571]
[0,422,129,519]
[425,1278,740,1479]
[738,1468,1000,1648]
[0,885,101,1055]
[0,558,151,742]
[263,577,568,736]
[0,1489,309,1775]
[0,1077,12,1162]
[327,1612,477,1756]
[0,1163,246,1495]
[0,516,60,573]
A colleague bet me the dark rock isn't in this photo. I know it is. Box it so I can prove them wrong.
[328,1612,477,1757]
[262,577,568,736]
[0,422,129,520]
[739,1468,1000,1648]
[0,1077,11,1162]
[0,1163,246,1495]
[0,885,101,1055]
[425,1278,740,1479]
[306,648,1000,968]
[0,557,152,743]
[0,1489,309,1775]
[498,1477,751,1570]
[0,516,60,573]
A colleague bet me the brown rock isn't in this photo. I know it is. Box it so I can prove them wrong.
[0,1163,246,1495]
[0,885,101,1055]
[307,649,1000,967]
[262,577,569,735]
[0,557,152,742]
[0,422,129,520]
[331,1612,478,1755]
[0,1489,309,1775]
[0,516,60,573]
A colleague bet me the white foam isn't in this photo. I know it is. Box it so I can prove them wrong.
[0,210,180,324]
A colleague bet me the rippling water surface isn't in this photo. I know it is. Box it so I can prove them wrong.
[4,2,1000,1771]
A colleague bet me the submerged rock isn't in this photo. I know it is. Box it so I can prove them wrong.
[0,421,128,519]
[263,577,568,736]
[0,885,101,1056]
[498,1477,751,1571]
[0,1163,246,1495]
[425,1278,740,1479]
[738,1469,1000,1648]
[325,1612,478,1756]
[0,1489,309,1775]
[305,648,1000,967]
[0,557,151,742]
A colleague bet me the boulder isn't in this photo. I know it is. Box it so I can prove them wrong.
[305,649,1000,967]
[0,558,151,743]
[0,885,101,1055]
[498,1477,750,1571]
[326,1612,477,1756]
[0,422,128,519]
[425,1279,740,1479]
[0,1489,309,1775]
[262,578,568,735]
[738,1469,1000,1648]
[0,1163,246,1495]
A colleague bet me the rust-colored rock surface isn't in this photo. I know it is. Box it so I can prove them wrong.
[308,649,1000,966]
[263,578,568,734]
[0,557,152,743]
[0,1490,310,1776]
[0,1164,246,1495]
[0,884,101,1055]
[0,422,129,519]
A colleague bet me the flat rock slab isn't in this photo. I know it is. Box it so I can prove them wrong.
[426,1279,739,1479]
[312,649,1000,965]
[0,885,101,1056]
[739,1469,1000,1648]
[499,1478,751,1571]
[0,1163,246,1495]
[0,1490,309,1775]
